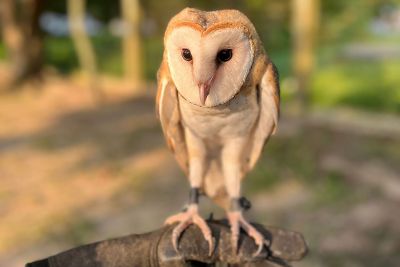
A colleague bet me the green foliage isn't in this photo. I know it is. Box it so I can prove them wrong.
[311,60,400,113]
[3,0,400,114]
[44,32,122,75]
[320,0,384,43]
[142,37,164,80]
[93,32,123,75]
[44,37,79,73]
[43,32,164,80]
[0,42,6,59]
[45,0,120,21]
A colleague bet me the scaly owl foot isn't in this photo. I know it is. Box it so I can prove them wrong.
[227,210,268,256]
[165,204,214,256]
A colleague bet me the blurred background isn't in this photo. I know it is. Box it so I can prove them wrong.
[0,0,399,266]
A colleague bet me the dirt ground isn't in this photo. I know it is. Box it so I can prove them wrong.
[0,75,399,267]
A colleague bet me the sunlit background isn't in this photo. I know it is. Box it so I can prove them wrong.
[1,0,400,266]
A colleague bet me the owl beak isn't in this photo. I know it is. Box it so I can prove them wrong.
[198,83,211,105]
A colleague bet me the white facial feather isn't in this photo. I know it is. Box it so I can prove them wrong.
[166,27,254,107]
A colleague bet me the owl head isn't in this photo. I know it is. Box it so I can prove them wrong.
[163,8,264,107]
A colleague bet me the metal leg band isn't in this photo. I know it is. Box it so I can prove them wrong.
[189,187,200,204]
[230,197,252,211]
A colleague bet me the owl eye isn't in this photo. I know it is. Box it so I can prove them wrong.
[217,49,233,62]
[181,48,193,61]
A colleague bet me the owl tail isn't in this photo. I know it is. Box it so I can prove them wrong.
[202,159,230,210]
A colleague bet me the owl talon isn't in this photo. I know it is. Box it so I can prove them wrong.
[165,204,214,256]
[254,241,264,257]
[227,211,266,257]
[171,220,191,252]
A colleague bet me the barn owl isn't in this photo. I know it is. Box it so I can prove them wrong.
[156,8,280,256]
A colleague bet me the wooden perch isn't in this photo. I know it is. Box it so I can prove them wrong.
[26,219,307,267]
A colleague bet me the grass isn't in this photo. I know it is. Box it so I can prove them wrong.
[45,215,97,246]
[313,171,351,206]
[247,127,381,207]
[247,132,319,194]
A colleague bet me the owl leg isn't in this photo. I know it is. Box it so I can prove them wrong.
[226,201,267,256]
[222,138,267,256]
[164,129,214,256]
[164,188,214,255]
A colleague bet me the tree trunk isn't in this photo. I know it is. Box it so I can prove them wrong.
[67,0,103,102]
[0,0,45,88]
[291,0,319,112]
[121,0,142,92]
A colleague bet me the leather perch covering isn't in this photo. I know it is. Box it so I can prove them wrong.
[26,220,307,267]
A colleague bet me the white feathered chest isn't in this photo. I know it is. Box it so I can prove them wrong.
[179,87,259,141]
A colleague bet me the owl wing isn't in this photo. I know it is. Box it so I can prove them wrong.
[247,61,280,170]
[156,61,189,175]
